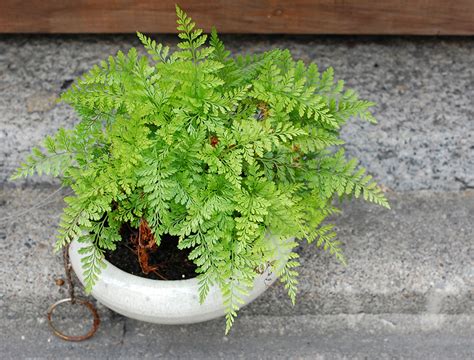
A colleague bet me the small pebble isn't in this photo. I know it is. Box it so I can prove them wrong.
[55,278,65,286]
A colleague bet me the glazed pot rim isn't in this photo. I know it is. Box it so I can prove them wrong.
[70,234,291,289]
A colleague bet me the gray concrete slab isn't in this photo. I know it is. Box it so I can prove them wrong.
[1,311,473,359]
[1,36,473,190]
[1,186,473,319]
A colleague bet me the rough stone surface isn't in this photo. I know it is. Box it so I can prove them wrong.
[1,310,473,359]
[1,35,473,190]
[1,186,472,318]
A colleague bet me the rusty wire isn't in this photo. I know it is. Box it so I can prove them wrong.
[47,244,100,341]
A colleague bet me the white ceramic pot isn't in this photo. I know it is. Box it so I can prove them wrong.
[69,239,281,324]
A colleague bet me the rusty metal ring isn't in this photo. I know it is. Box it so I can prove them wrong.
[47,298,100,341]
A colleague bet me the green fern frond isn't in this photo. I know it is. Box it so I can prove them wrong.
[209,27,230,63]
[313,149,390,208]
[77,237,106,293]
[279,252,300,304]
[137,32,170,63]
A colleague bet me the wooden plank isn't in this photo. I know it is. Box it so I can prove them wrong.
[0,1,473,34]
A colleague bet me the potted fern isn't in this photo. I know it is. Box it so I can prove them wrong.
[12,7,389,333]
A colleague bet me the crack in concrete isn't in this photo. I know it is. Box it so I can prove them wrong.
[119,318,127,347]
[454,177,474,190]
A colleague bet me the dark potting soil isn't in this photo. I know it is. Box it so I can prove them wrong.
[105,224,198,280]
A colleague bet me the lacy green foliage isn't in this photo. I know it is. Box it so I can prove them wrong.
[12,6,389,333]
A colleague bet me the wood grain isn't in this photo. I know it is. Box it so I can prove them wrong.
[0,1,473,34]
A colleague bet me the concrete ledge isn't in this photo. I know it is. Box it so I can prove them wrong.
[1,186,473,316]
[251,189,474,316]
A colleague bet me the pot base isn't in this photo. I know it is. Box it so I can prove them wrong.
[69,239,279,324]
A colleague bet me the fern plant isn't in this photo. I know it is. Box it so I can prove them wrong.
[12,6,389,333]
